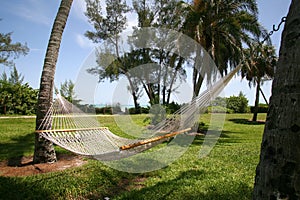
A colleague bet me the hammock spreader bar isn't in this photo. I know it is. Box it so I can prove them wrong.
[119,128,192,151]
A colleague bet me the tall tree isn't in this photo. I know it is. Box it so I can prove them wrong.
[56,79,81,104]
[183,0,265,97]
[8,66,24,84]
[84,0,144,109]
[241,44,276,121]
[131,0,186,105]
[253,0,300,198]
[0,26,29,67]
[34,0,73,164]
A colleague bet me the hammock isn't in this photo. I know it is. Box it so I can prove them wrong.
[36,66,240,161]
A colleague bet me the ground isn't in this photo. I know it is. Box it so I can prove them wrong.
[0,154,87,177]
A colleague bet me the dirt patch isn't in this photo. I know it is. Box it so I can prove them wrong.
[0,154,87,177]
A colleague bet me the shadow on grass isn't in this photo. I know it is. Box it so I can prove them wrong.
[229,118,265,125]
[0,161,136,200]
[0,176,52,200]
[0,132,35,166]
[115,169,253,200]
[192,130,240,146]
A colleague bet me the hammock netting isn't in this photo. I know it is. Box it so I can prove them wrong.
[36,66,240,161]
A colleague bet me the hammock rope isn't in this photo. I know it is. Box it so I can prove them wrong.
[36,65,240,160]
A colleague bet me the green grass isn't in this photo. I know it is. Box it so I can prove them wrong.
[0,113,266,199]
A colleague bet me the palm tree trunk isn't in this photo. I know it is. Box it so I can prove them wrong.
[259,87,269,105]
[252,78,260,122]
[167,57,183,104]
[253,0,300,198]
[193,50,205,98]
[33,0,73,164]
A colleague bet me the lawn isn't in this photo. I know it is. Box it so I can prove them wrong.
[0,113,266,200]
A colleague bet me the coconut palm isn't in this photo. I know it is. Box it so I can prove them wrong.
[183,0,266,96]
[241,43,277,122]
[33,0,73,164]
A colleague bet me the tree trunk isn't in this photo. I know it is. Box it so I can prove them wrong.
[253,0,300,198]
[33,0,73,164]
[252,78,260,122]
[259,87,269,105]
[126,75,140,113]
[167,57,183,104]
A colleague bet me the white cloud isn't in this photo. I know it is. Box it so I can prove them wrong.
[127,12,138,28]
[12,0,56,26]
[75,33,95,49]
[72,0,88,21]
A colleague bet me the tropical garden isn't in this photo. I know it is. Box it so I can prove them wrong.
[0,0,299,199]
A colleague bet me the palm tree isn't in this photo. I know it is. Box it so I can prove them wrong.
[33,0,73,164]
[241,44,277,122]
[253,0,300,198]
[183,0,265,96]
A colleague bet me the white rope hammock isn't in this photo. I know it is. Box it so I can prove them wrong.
[36,66,240,161]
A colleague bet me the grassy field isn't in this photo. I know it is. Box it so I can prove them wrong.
[0,113,266,200]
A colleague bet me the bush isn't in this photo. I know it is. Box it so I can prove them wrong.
[95,106,113,114]
[165,101,181,114]
[0,82,38,115]
[211,96,227,107]
[206,106,233,114]
[250,105,269,113]
[226,92,249,113]
[128,106,149,114]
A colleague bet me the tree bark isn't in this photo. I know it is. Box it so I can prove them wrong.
[253,0,300,198]
[33,0,73,164]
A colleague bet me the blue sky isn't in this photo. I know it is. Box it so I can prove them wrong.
[0,0,292,106]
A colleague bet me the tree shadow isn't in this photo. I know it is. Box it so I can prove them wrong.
[114,169,253,200]
[0,176,52,199]
[229,118,265,125]
[192,130,241,146]
[0,161,134,200]
[0,132,35,166]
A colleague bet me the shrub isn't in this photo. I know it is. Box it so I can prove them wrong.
[226,92,249,113]
[95,106,113,114]
[206,106,233,114]
[128,106,149,114]
[165,101,181,114]
[250,104,269,113]
[211,96,227,107]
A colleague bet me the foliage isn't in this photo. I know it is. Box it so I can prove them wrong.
[85,0,130,43]
[0,30,29,67]
[0,68,38,115]
[95,103,123,115]
[56,80,81,104]
[241,44,276,85]
[206,106,233,114]
[226,92,249,113]
[6,66,24,84]
[0,113,266,199]
[85,0,187,107]
[210,96,227,107]
[250,105,268,113]
[165,101,181,114]
[128,106,149,114]
[95,106,113,115]
[241,43,276,121]
[182,0,266,96]
[209,94,249,113]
